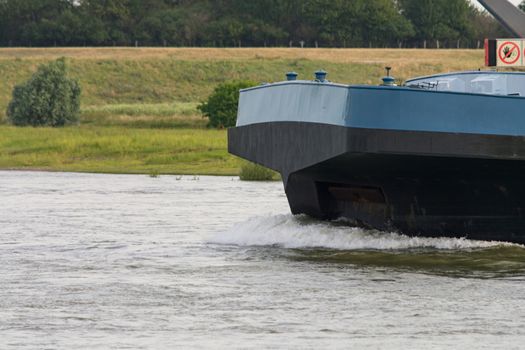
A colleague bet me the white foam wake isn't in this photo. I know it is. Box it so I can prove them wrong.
[211,214,516,250]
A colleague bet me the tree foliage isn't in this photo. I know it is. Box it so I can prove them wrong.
[198,80,255,128]
[0,0,510,48]
[7,58,81,127]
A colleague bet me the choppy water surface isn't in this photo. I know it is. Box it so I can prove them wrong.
[2,171,525,349]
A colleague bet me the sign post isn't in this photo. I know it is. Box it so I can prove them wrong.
[485,39,525,67]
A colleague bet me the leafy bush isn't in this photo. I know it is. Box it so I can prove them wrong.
[7,58,81,127]
[239,161,278,181]
[198,80,255,128]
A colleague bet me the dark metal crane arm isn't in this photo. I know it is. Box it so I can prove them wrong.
[478,0,525,38]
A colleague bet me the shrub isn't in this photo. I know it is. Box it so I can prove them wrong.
[198,80,255,128]
[239,161,278,181]
[7,58,81,127]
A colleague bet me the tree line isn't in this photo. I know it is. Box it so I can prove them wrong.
[0,0,512,48]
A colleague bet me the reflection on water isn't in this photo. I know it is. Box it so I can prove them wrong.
[2,171,525,349]
[212,214,525,278]
[291,247,525,279]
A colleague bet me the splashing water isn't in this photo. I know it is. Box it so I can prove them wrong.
[210,214,525,278]
[211,214,518,251]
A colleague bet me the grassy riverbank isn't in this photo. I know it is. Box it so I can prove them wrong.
[0,48,487,175]
[0,125,239,175]
[0,48,486,120]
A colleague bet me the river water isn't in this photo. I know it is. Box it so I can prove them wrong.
[1,171,525,349]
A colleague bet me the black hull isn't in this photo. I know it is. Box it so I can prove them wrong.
[228,122,525,244]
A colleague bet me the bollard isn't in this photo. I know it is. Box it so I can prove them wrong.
[286,71,298,81]
[314,70,327,82]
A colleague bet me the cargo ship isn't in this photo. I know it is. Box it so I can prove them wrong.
[228,0,525,243]
[229,69,525,243]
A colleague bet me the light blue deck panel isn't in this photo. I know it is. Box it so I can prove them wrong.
[237,74,525,137]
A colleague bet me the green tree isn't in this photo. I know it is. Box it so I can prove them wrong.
[0,1,6,45]
[468,6,507,41]
[7,58,81,126]
[78,0,132,45]
[135,8,185,46]
[2,0,76,46]
[0,0,509,48]
[302,0,412,47]
[399,0,473,46]
[198,80,255,128]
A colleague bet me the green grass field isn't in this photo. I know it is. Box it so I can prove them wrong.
[0,125,239,175]
[81,102,205,128]
[0,48,487,121]
[0,48,489,175]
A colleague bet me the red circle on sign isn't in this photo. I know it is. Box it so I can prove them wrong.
[498,41,520,64]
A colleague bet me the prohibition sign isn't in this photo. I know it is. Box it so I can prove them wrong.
[498,41,520,64]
